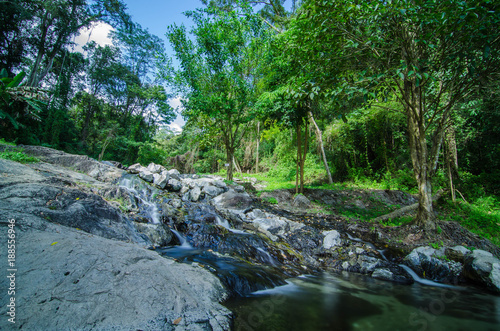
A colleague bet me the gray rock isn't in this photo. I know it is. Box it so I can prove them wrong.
[464,249,500,292]
[404,246,462,283]
[168,168,181,176]
[214,180,227,189]
[203,185,225,197]
[358,255,382,273]
[445,245,471,263]
[322,230,341,250]
[293,194,311,208]
[138,169,154,183]
[212,190,253,211]
[147,162,164,174]
[0,226,231,330]
[134,222,173,247]
[191,186,202,202]
[153,173,169,189]
[233,185,245,193]
[372,268,394,281]
[18,145,126,182]
[167,178,183,191]
[169,198,183,209]
[128,163,145,174]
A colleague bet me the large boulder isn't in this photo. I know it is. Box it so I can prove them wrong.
[292,194,311,209]
[138,169,154,183]
[464,250,500,293]
[404,246,463,284]
[127,163,145,174]
[147,162,164,174]
[0,225,231,330]
[212,190,253,211]
[153,173,169,189]
[17,145,126,182]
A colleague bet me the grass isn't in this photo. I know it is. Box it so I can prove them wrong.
[0,147,40,164]
[438,196,500,247]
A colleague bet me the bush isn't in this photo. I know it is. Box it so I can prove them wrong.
[0,148,39,164]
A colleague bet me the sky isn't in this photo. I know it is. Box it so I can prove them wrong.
[76,0,208,132]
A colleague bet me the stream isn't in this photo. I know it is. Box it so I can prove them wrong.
[119,174,500,330]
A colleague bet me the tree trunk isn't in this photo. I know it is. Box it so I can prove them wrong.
[226,147,234,181]
[308,111,333,184]
[406,83,436,230]
[295,123,301,194]
[256,121,260,174]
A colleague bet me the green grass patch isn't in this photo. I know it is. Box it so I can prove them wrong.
[438,196,500,247]
[0,148,39,164]
[0,138,16,146]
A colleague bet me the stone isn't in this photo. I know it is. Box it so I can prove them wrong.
[358,255,381,273]
[203,185,225,197]
[153,173,169,189]
[128,163,145,174]
[190,186,202,202]
[0,226,231,330]
[147,162,164,174]
[138,169,154,183]
[166,178,183,191]
[168,168,181,176]
[214,180,227,189]
[464,249,500,292]
[134,222,173,247]
[372,268,394,282]
[404,246,463,283]
[322,230,341,250]
[293,194,311,209]
[445,245,471,263]
[169,198,182,209]
[212,190,253,211]
[233,185,245,193]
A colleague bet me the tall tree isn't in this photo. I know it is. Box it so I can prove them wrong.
[166,6,266,180]
[291,0,500,229]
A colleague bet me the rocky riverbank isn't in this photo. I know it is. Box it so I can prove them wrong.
[1,145,499,330]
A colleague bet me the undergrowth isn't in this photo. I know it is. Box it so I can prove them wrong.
[0,147,39,164]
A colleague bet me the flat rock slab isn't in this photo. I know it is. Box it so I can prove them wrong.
[0,225,231,330]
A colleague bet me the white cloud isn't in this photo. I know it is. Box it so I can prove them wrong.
[167,123,183,134]
[74,21,113,53]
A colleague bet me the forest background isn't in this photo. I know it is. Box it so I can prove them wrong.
[1,0,499,243]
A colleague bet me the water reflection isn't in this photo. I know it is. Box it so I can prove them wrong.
[225,271,500,331]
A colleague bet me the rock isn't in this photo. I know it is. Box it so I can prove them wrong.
[191,186,202,202]
[233,185,245,193]
[168,168,181,176]
[404,246,463,284]
[134,222,173,247]
[138,169,154,183]
[166,178,183,191]
[464,249,500,293]
[292,194,311,208]
[372,268,394,281]
[153,173,169,189]
[212,190,253,211]
[322,230,341,250]
[0,226,231,330]
[203,185,225,197]
[107,160,124,169]
[445,245,471,263]
[358,255,382,273]
[147,162,164,174]
[127,163,144,174]
[214,180,227,189]
[18,145,126,182]
[169,198,182,209]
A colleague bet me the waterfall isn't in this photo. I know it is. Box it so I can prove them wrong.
[119,175,160,224]
[346,232,388,261]
[171,229,193,249]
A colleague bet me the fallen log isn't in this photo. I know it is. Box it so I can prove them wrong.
[373,189,446,223]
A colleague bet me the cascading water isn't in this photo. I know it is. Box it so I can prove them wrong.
[119,175,161,224]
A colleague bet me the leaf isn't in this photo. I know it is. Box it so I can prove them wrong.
[173,317,182,325]
[51,242,58,246]
[6,72,26,88]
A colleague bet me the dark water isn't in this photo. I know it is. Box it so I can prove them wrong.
[224,271,500,331]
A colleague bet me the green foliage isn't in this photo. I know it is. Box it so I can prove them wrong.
[439,197,500,247]
[263,197,278,204]
[0,148,39,164]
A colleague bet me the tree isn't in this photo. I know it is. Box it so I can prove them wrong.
[291,0,500,230]
[166,6,266,180]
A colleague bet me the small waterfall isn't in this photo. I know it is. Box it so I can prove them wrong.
[119,175,160,224]
[215,215,247,234]
[171,229,193,249]
[399,264,462,289]
[257,247,277,266]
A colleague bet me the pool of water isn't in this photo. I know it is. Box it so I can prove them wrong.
[224,271,500,331]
